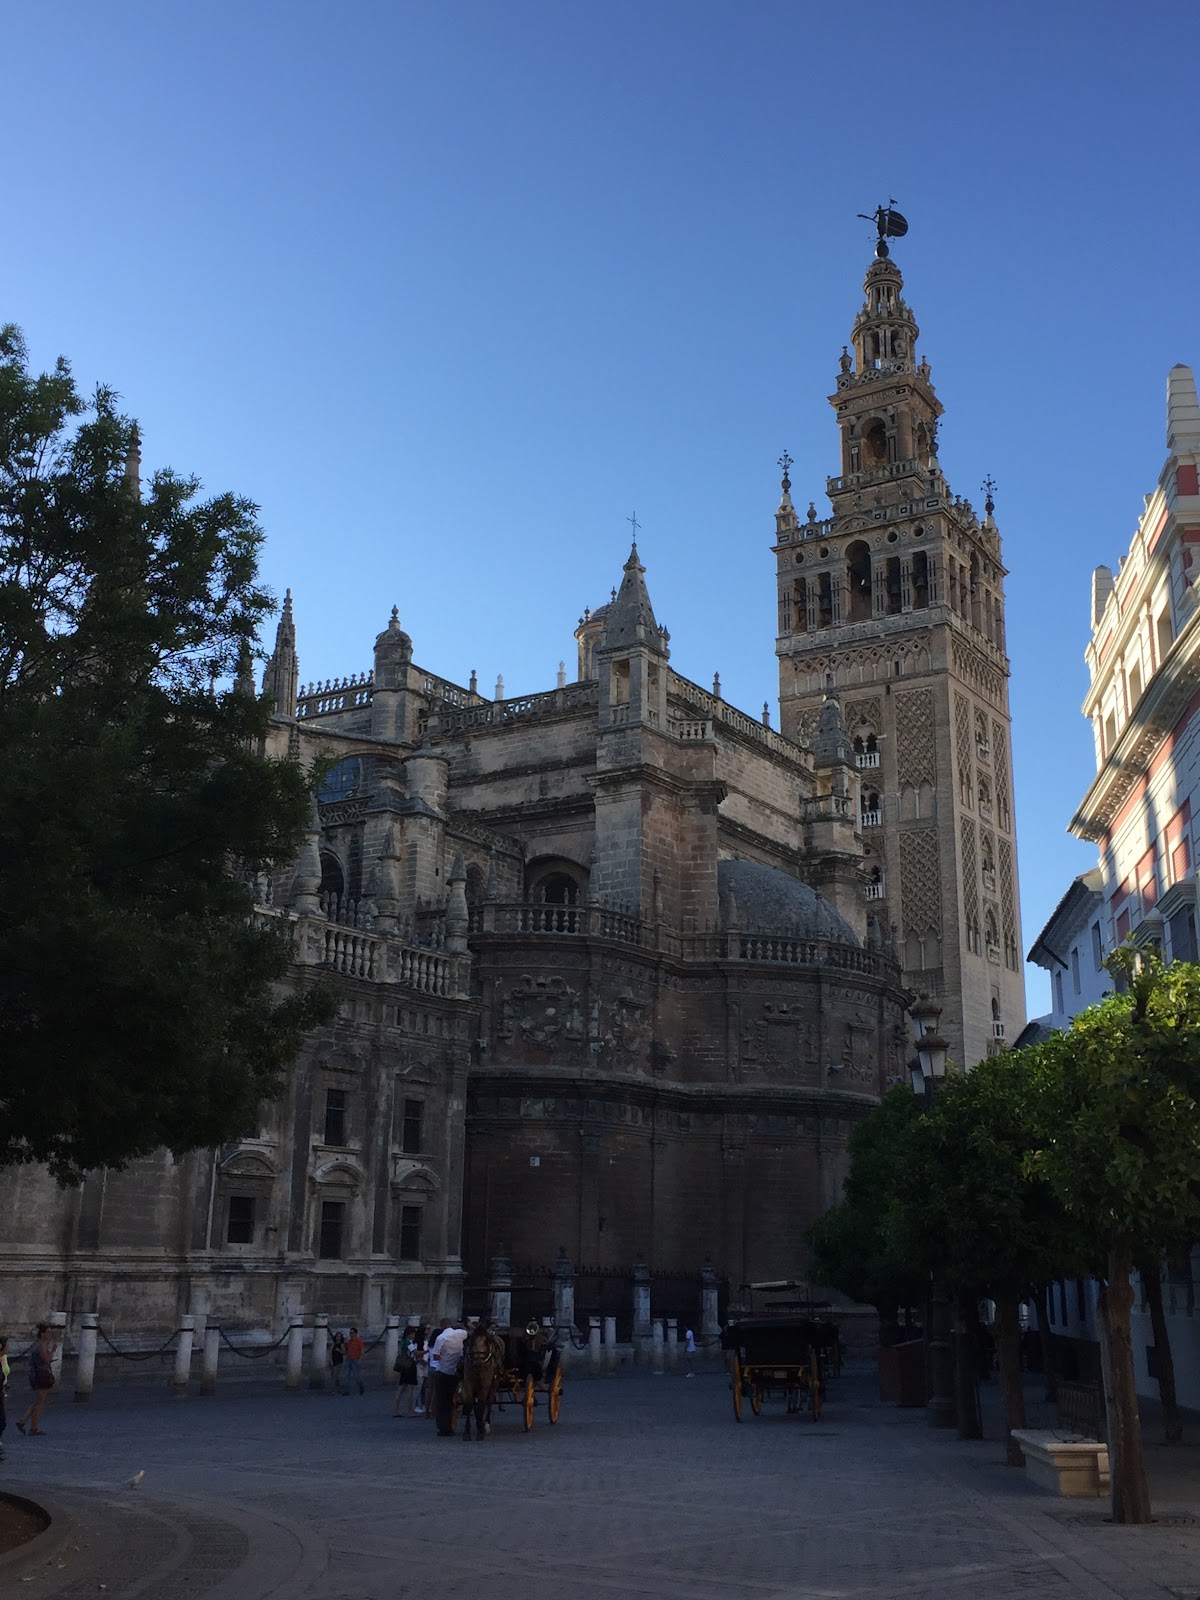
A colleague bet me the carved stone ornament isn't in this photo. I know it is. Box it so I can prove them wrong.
[496,975,585,1049]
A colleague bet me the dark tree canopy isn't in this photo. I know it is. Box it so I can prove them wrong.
[0,326,333,1183]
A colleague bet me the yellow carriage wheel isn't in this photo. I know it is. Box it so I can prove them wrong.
[731,1353,744,1421]
[548,1364,564,1423]
[809,1353,823,1421]
[523,1374,536,1431]
[749,1382,763,1416]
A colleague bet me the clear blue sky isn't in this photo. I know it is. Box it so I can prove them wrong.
[7,0,1199,1015]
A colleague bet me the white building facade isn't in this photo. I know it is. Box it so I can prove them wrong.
[1031,365,1200,1407]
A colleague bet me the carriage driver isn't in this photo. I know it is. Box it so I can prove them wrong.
[429,1318,468,1436]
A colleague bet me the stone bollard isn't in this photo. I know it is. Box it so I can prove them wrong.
[651,1318,665,1374]
[48,1311,67,1386]
[383,1315,401,1386]
[554,1247,575,1342]
[603,1315,617,1371]
[666,1317,679,1368]
[310,1314,329,1390]
[75,1313,98,1401]
[631,1258,651,1362]
[173,1314,195,1397]
[700,1258,721,1345]
[201,1326,220,1395]
[285,1316,305,1390]
[489,1251,512,1329]
[588,1315,602,1373]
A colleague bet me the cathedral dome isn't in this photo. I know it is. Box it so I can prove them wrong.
[717,859,860,947]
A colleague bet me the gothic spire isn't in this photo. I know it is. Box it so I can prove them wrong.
[603,542,666,652]
[263,588,299,718]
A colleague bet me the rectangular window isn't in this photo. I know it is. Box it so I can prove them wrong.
[324,1088,347,1147]
[1116,906,1131,943]
[1070,947,1081,995]
[1169,907,1198,964]
[402,1098,423,1154]
[318,1200,345,1259]
[226,1195,255,1245]
[1053,970,1064,1013]
[1091,922,1103,971]
[399,1205,422,1261]
[1157,608,1173,664]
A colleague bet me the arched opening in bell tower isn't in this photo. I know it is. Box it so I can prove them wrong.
[846,541,872,622]
[864,420,888,465]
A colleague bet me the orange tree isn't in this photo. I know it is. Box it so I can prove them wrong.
[0,326,333,1182]
[1026,950,1200,1523]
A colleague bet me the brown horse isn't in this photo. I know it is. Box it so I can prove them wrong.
[460,1322,506,1441]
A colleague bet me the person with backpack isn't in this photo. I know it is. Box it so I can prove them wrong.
[16,1324,55,1436]
[330,1330,347,1395]
[393,1325,419,1417]
[345,1327,366,1395]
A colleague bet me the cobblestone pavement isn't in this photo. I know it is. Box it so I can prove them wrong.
[2,1367,1198,1599]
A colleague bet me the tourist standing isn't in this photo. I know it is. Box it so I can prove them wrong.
[330,1331,347,1394]
[685,1327,697,1377]
[393,1326,419,1418]
[0,1335,9,1460]
[345,1327,366,1395]
[414,1324,431,1416]
[430,1319,467,1436]
[17,1324,55,1436]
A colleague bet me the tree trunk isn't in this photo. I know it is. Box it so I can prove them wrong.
[994,1293,1027,1466]
[955,1292,982,1439]
[1137,1252,1183,1444]
[1100,1244,1153,1524]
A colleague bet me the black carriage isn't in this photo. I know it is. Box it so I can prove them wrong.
[722,1315,837,1421]
[494,1322,564,1431]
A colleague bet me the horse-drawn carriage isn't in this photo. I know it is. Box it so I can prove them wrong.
[459,1320,564,1439]
[722,1315,837,1422]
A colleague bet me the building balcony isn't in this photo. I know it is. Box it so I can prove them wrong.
[855,751,881,769]
[860,810,882,827]
[865,882,886,901]
[982,869,996,894]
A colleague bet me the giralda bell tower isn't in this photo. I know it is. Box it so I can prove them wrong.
[774,212,1026,1069]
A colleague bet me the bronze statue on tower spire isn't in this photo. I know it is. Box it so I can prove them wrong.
[857,200,909,258]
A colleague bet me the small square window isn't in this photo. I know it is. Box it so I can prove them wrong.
[227,1195,255,1245]
[399,1205,422,1261]
[324,1088,347,1147]
[319,1200,345,1260]
[402,1098,423,1154]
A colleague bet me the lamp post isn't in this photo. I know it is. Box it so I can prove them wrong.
[908,994,956,1429]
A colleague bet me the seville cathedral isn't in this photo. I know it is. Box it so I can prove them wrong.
[0,242,1025,1337]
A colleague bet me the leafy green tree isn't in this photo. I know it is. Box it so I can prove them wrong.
[909,1050,1092,1463]
[808,1087,929,1331]
[1027,950,1200,1523]
[0,325,333,1183]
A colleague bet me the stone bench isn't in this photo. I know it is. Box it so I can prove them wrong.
[1010,1429,1110,1498]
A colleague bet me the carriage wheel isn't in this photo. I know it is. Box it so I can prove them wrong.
[809,1354,823,1421]
[523,1374,536,1431]
[548,1364,564,1423]
[731,1354,744,1422]
[749,1383,763,1416]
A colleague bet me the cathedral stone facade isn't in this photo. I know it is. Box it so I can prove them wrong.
[0,245,1019,1337]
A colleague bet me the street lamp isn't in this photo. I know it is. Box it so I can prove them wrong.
[907,993,957,1430]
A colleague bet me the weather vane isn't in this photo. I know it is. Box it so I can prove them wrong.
[778,450,793,490]
[982,476,997,516]
[627,511,641,544]
[857,199,908,259]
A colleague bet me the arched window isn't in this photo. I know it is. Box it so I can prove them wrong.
[865,421,888,463]
[885,556,902,615]
[984,909,999,959]
[846,541,872,622]
[978,778,993,821]
[319,850,345,904]
[817,573,834,628]
[793,577,808,633]
[861,791,881,826]
[911,550,929,609]
[316,757,364,804]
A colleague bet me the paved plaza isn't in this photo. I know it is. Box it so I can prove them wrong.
[2,1367,1198,1599]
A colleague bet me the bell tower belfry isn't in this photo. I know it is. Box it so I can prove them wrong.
[774,227,1026,1069]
